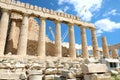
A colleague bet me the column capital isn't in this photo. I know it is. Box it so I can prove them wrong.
[79,26,84,29]
[39,17,46,20]
[22,13,29,17]
[54,20,61,23]
[67,23,74,26]
[1,8,9,12]
[1,8,10,15]
[88,25,96,30]
[90,28,96,31]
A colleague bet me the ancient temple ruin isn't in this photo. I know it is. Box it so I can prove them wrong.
[0,0,119,80]
[0,0,100,59]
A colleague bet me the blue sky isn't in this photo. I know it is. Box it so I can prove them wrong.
[18,0,120,47]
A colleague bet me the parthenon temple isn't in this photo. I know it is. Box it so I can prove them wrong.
[1,0,120,80]
[0,0,100,59]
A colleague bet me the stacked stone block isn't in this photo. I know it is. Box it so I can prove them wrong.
[0,57,112,80]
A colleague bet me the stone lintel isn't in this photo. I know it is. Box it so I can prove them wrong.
[0,1,94,29]
[10,12,23,20]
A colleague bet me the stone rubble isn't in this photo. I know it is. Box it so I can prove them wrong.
[0,57,112,80]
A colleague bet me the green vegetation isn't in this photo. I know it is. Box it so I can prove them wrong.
[111,74,120,80]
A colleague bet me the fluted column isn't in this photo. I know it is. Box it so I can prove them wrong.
[17,14,28,55]
[9,20,16,40]
[6,19,16,54]
[102,36,110,58]
[37,18,46,58]
[80,27,89,58]
[112,49,118,58]
[55,20,62,57]
[68,23,76,59]
[91,29,99,58]
[0,9,9,56]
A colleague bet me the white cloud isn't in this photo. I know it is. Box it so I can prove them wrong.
[56,6,69,13]
[95,18,120,36]
[109,10,117,15]
[58,0,65,5]
[56,9,64,13]
[58,0,102,21]
[103,9,120,17]
[64,6,69,12]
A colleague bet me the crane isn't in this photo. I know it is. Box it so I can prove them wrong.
[78,5,87,17]
[48,26,68,42]
[62,29,68,42]
[48,26,55,40]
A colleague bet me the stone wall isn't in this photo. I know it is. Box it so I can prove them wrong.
[5,17,69,56]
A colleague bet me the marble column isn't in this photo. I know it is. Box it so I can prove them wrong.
[102,36,110,58]
[112,49,118,58]
[91,29,99,58]
[68,23,76,59]
[9,20,16,40]
[6,19,16,54]
[55,20,62,57]
[0,9,9,56]
[80,27,89,58]
[17,14,28,55]
[37,17,46,58]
